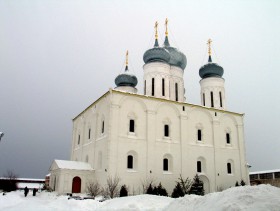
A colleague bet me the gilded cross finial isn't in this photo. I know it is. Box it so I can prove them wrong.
[207,39,212,56]
[154,21,158,39]
[125,50,129,66]
[165,18,168,36]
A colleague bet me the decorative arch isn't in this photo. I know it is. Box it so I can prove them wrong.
[156,102,180,117]
[119,96,147,112]
[189,107,213,122]
[199,175,210,194]
[72,176,81,193]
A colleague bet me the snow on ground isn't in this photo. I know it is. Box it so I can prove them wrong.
[0,184,280,211]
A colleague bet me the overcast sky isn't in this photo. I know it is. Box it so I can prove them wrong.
[0,0,279,178]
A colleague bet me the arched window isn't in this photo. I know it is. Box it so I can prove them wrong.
[88,128,91,139]
[163,158,168,171]
[175,83,178,101]
[102,120,105,134]
[144,80,146,95]
[219,91,223,107]
[163,154,173,172]
[203,93,205,106]
[211,91,214,107]
[77,135,80,145]
[129,119,135,133]
[152,78,155,96]
[197,129,202,141]
[226,133,230,144]
[227,162,232,174]
[197,161,202,173]
[162,78,165,96]
[127,155,133,169]
[164,124,169,137]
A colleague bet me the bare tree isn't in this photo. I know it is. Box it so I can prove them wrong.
[141,176,157,194]
[104,175,121,199]
[3,169,18,192]
[177,174,192,194]
[86,180,102,197]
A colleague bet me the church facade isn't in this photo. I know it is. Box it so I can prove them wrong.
[49,20,249,195]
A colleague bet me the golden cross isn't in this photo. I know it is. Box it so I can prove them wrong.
[154,21,158,39]
[165,18,168,36]
[125,50,128,66]
[207,39,212,56]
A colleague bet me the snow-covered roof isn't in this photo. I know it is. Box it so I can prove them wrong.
[51,160,94,171]
[250,169,280,175]
[17,182,43,189]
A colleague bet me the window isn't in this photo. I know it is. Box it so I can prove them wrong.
[164,124,169,137]
[102,121,104,134]
[162,78,165,96]
[88,129,91,139]
[275,172,280,179]
[129,119,135,133]
[227,163,232,174]
[260,173,273,179]
[175,83,178,101]
[152,78,155,96]
[211,91,214,107]
[203,93,205,106]
[127,155,133,169]
[197,161,202,173]
[182,106,185,111]
[197,129,202,141]
[144,80,146,95]
[219,91,223,107]
[78,135,80,145]
[250,174,258,180]
[163,158,168,171]
[226,133,230,144]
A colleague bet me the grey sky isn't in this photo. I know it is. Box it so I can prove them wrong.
[0,0,279,178]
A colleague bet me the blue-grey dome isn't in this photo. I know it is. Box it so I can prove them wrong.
[165,46,187,70]
[199,56,224,79]
[143,36,187,70]
[143,46,171,64]
[115,66,138,87]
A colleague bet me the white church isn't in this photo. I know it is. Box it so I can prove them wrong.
[49,20,249,195]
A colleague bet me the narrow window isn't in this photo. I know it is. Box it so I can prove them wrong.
[197,161,202,173]
[127,155,133,169]
[211,92,214,107]
[144,80,146,95]
[197,129,202,141]
[175,83,178,101]
[78,135,80,145]
[164,124,169,137]
[88,128,91,139]
[102,121,104,134]
[203,93,205,106]
[162,78,165,96]
[129,119,135,132]
[183,106,185,111]
[227,163,232,174]
[163,158,168,171]
[226,133,230,144]
[152,78,155,96]
[219,92,223,107]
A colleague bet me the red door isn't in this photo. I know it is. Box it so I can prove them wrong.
[72,176,81,193]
